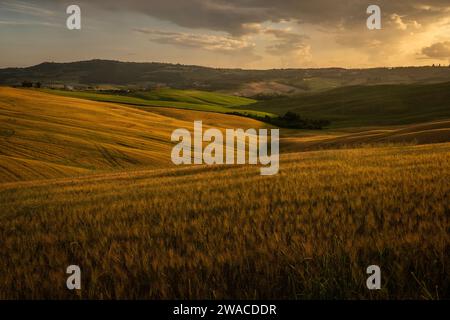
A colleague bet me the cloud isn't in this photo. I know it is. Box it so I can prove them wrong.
[390,14,408,30]
[0,1,55,17]
[421,41,450,59]
[134,26,311,65]
[389,14,421,30]
[3,0,450,68]
[0,20,58,27]
[0,1,61,29]
[30,0,450,35]
[263,28,310,56]
[134,28,256,54]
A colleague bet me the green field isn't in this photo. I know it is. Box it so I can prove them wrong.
[236,82,450,128]
[40,88,275,118]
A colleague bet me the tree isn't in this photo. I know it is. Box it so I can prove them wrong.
[22,81,33,88]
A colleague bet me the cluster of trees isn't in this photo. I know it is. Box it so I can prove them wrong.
[248,93,289,100]
[228,111,331,130]
[269,111,331,129]
[21,81,41,88]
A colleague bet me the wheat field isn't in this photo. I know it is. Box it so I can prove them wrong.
[1,143,448,299]
[0,87,265,182]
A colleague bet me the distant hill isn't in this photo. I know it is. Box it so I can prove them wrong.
[238,82,450,128]
[2,59,450,96]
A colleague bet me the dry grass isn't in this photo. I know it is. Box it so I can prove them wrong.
[282,120,450,153]
[1,143,448,299]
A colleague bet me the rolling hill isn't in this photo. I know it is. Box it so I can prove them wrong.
[0,85,449,299]
[2,59,450,96]
[282,120,450,152]
[238,82,450,128]
[38,88,273,117]
[2,86,450,183]
[0,87,266,182]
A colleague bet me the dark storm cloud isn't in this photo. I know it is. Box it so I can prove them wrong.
[54,0,450,35]
[16,0,450,35]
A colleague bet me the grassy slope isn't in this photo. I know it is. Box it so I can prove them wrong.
[2,87,450,182]
[238,82,450,128]
[0,87,266,182]
[40,88,274,117]
[132,88,255,107]
[281,120,450,152]
[0,143,448,299]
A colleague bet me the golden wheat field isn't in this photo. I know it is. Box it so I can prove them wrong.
[0,88,265,182]
[1,143,449,299]
[0,88,449,299]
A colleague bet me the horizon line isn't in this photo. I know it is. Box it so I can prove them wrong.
[1,58,449,72]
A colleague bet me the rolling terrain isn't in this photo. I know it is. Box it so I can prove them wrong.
[239,82,450,128]
[39,88,273,117]
[2,86,450,182]
[0,143,449,299]
[2,59,450,96]
[0,85,449,299]
[282,120,450,152]
[0,87,266,182]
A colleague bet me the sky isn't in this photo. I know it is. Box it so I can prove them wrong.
[1,0,450,69]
